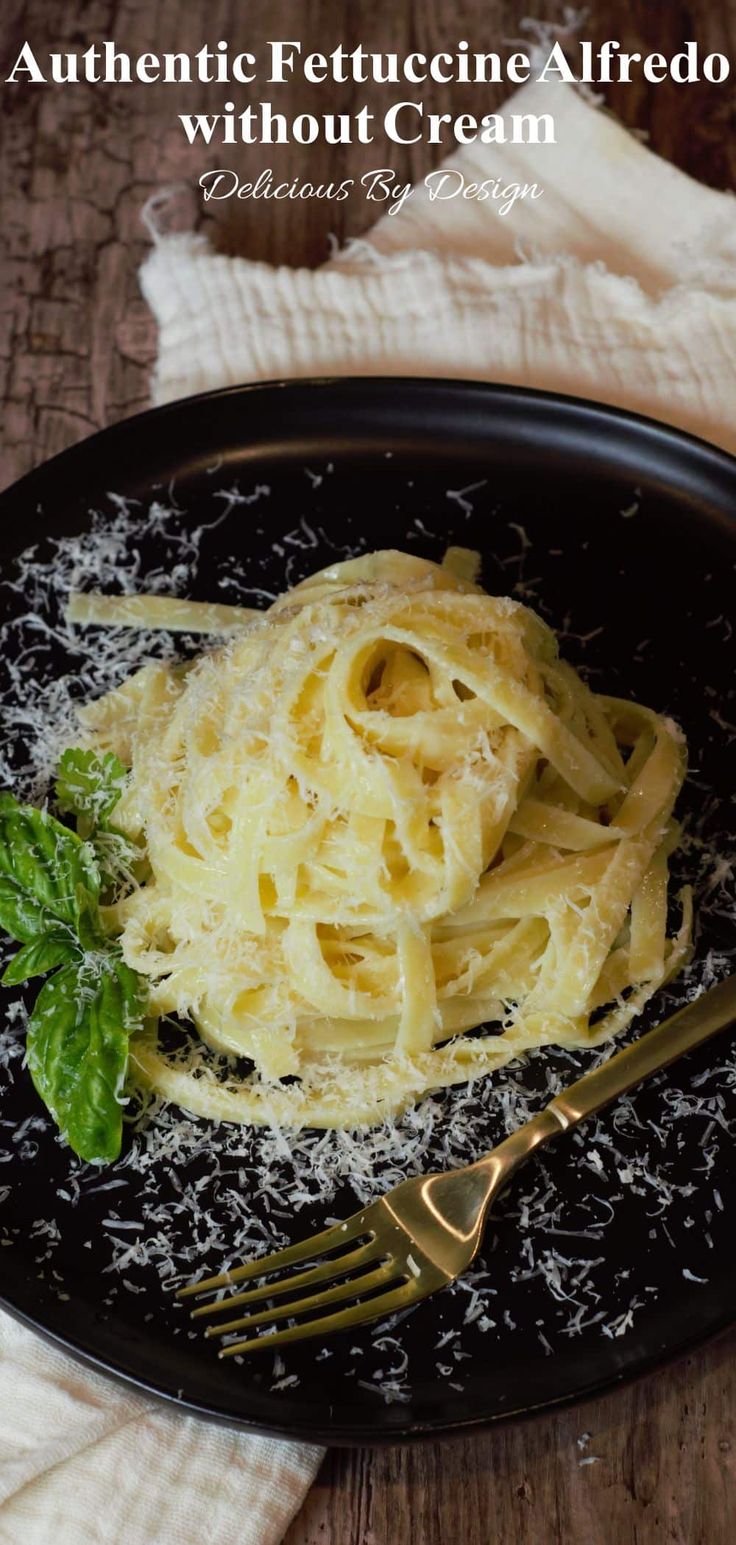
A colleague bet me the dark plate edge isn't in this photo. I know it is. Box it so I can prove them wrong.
[3,376,736,507]
[1,1282,735,1448]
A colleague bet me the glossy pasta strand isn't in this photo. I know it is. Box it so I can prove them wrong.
[73,548,690,1129]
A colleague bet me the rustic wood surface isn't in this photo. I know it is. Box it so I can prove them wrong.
[1,2,735,1541]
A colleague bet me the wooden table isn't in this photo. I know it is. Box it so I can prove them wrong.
[1,3,735,1540]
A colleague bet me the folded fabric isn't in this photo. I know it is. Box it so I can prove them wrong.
[140,80,736,454]
[0,1314,321,1545]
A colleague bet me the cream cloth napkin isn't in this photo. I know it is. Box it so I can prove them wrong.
[5,76,736,1545]
[140,79,736,453]
[0,1315,322,1544]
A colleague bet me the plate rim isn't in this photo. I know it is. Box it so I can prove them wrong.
[1,1281,735,1447]
[3,375,736,508]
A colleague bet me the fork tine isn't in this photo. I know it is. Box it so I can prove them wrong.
[190,1241,381,1320]
[177,1212,372,1299]
[206,1263,398,1339]
[219,1280,417,1358]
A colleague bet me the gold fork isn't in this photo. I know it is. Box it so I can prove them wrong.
[180,976,736,1358]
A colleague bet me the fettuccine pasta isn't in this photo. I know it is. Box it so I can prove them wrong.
[71,548,691,1128]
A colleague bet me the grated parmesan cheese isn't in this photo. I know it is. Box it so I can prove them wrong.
[0,468,732,1409]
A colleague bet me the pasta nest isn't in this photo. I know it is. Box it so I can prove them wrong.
[78,550,691,1127]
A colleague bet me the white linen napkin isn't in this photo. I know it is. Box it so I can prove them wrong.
[5,76,736,1545]
[0,1314,322,1544]
[140,80,736,455]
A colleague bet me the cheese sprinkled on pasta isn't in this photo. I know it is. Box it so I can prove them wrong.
[73,548,691,1127]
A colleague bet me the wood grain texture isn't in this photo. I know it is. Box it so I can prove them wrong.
[3,0,736,488]
[282,1330,736,1544]
[1,4,736,1542]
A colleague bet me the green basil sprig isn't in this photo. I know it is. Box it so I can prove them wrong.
[0,793,101,950]
[27,955,145,1165]
[0,755,146,1164]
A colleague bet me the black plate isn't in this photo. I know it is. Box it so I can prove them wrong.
[0,380,734,1445]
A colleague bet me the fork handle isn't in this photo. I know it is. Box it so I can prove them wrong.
[546,975,736,1130]
[484,975,736,1174]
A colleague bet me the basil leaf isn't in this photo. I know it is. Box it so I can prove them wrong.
[0,788,147,1163]
[0,875,55,944]
[54,751,137,902]
[0,793,101,941]
[2,931,79,986]
[27,955,146,1164]
[55,749,128,825]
